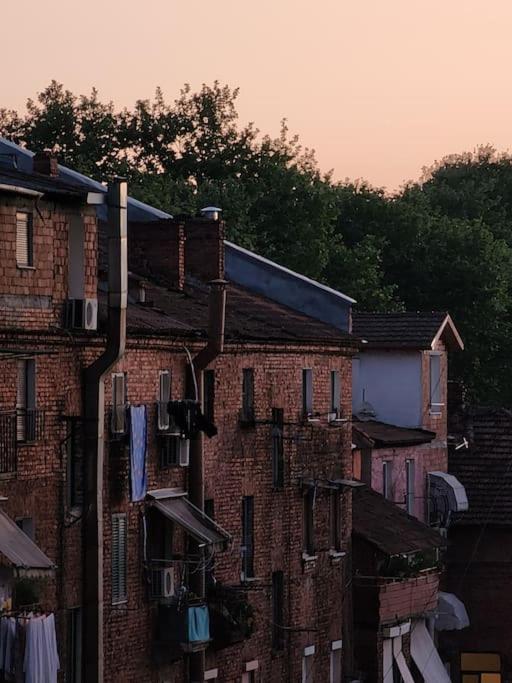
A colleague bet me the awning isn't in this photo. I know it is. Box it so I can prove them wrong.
[429,471,469,514]
[436,591,470,631]
[0,509,55,576]
[410,619,450,683]
[148,489,231,551]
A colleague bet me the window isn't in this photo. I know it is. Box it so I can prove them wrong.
[302,646,315,683]
[330,641,342,683]
[67,606,82,683]
[157,371,171,430]
[329,490,341,551]
[302,369,313,417]
[16,211,33,267]
[111,513,127,604]
[203,370,215,424]
[461,653,502,683]
[429,353,443,412]
[383,461,392,500]
[160,436,188,468]
[272,571,284,650]
[242,369,255,423]
[242,673,256,683]
[271,408,284,489]
[67,419,84,508]
[241,496,254,579]
[16,517,34,541]
[303,488,315,556]
[330,370,341,417]
[406,459,415,515]
[16,358,36,442]
[111,372,127,435]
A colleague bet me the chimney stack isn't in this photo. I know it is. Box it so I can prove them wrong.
[185,208,225,281]
[33,150,59,177]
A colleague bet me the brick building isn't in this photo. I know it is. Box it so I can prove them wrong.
[441,407,512,683]
[0,141,360,682]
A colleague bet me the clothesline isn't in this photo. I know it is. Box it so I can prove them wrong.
[0,612,59,683]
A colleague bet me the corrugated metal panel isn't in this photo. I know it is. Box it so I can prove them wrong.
[0,507,54,571]
[111,514,127,604]
[15,211,31,266]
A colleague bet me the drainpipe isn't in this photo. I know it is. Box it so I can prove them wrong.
[82,180,127,683]
[188,279,226,683]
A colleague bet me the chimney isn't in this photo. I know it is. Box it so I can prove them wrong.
[127,220,186,291]
[33,150,59,177]
[184,208,225,281]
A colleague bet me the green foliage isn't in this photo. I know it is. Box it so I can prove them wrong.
[3,87,512,403]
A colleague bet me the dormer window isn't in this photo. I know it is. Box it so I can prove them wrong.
[16,211,33,267]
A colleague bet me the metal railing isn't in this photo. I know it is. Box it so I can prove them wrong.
[0,412,16,473]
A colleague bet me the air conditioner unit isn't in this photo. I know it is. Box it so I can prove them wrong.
[151,566,175,599]
[179,439,190,467]
[65,298,98,331]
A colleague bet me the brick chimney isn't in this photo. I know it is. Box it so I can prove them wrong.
[184,209,225,281]
[33,150,59,177]
[127,219,185,291]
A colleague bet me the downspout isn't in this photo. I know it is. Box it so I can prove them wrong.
[82,180,127,683]
[188,279,226,683]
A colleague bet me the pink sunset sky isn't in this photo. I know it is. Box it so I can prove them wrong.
[3,0,511,190]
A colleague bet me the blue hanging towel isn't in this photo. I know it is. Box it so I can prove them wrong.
[187,605,210,642]
[129,405,147,502]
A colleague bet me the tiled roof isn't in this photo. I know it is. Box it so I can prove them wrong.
[352,419,436,448]
[353,486,444,555]
[99,279,357,346]
[450,408,512,526]
[352,311,462,350]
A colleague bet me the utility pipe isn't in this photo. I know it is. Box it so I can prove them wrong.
[82,180,127,683]
[188,279,226,683]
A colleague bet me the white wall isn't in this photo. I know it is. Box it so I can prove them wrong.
[352,351,422,428]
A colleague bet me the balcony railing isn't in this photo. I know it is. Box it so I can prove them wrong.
[16,409,45,444]
[0,412,16,473]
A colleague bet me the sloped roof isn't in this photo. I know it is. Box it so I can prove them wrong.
[353,486,444,555]
[352,311,464,350]
[100,278,357,346]
[450,407,512,526]
[352,419,436,449]
[0,165,87,199]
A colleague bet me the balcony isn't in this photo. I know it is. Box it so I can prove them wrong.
[154,599,211,663]
[0,409,45,474]
[208,584,254,650]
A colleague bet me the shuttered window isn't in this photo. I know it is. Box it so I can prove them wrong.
[203,370,215,424]
[111,514,127,604]
[16,211,33,267]
[241,496,254,579]
[16,359,35,442]
[111,373,127,434]
[429,353,443,411]
[330,370,341,417]
[302,369,313,417]
[158,371,171,430]
[271,408,284,489]
[406,459,415,515]
[242,369,255,422]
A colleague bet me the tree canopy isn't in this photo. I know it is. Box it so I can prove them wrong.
[2,81,512,404]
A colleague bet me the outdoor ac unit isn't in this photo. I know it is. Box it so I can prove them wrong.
[179,439,190,467]
[65,298,98,331]
[151,567,175,599]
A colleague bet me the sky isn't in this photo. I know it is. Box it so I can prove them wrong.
[3,0,512,190]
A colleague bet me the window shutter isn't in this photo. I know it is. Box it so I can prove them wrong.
[302,369,313,416]
[16,360,27,441]
[330,370,341,416]
[112,514,127,604]
[158,371,171,430]
[112,373,126,434]
[430,354,442,409]
[16,212,32,267]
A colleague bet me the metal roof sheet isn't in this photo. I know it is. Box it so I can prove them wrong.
[0,508,55,572]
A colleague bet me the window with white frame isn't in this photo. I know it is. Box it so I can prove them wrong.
[429,353,443,413]
[241,660,258,683]
[302,369,313,417]
[302,645,315,683]
[157,370,171,430]
[16,211,33,267]
[111,372,127,435]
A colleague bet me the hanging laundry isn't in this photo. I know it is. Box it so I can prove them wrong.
[130,405,148,502]
[167,400,217,439]
[23,613,59,683]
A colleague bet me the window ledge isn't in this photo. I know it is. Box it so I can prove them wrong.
[16,265,35,271]
[240,575,258,584]
[329,550,346,563]
[302,552,318,563]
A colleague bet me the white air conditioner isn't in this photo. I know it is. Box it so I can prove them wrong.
[179,439,190,467]
[65,298,98,331]
[151,566,175,599]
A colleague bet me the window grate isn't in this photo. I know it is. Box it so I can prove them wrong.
[112,513,127,604]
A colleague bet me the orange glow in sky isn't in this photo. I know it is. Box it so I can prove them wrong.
[3,0,512,190]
